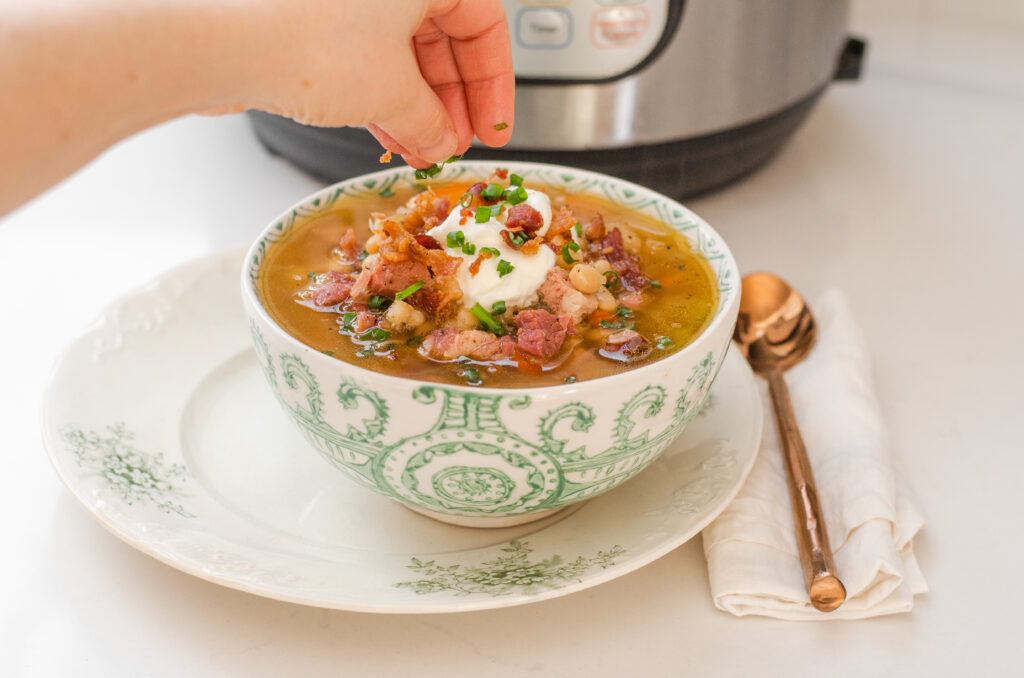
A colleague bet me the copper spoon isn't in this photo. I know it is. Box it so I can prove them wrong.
[733,272,847,612]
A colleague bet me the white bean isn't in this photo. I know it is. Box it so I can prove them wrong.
[569,263,603,294]
[384,299,425,333]
[595,285,617,312]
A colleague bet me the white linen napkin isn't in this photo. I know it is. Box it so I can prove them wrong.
[702,289,927,619]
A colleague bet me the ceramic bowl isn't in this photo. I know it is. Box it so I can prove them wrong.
[241,161,739,527]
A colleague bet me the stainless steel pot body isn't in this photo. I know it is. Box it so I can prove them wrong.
[504,0,851,150]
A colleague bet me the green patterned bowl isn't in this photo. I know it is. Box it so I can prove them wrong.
[242,161,739,527]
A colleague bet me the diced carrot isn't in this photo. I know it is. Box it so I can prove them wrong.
[587,310,616,326]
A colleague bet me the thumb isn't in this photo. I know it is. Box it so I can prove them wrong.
[373,54,459,165]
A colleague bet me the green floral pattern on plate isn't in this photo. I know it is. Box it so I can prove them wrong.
[63,423,194,517]
[394,540,625,596]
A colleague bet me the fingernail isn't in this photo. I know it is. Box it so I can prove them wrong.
[416,128,459,163]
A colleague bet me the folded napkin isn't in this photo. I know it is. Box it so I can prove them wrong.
[702,289,927,619]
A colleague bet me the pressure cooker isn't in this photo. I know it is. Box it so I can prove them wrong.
[249,0,865,198]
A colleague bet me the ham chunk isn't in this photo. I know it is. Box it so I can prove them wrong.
[600,228,648,292]
[515,309,575,359]
[538,267,597,324]
[312,282,352,307]
[421,328,515,361]
[600,329,652,363]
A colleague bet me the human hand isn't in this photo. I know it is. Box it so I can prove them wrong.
[245,0,515,167]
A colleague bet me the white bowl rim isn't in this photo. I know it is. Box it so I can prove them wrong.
[241,160,740,394]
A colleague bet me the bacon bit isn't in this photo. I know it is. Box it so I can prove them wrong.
[586,215,606,240]
[378,149,392,163]
[414,234,442,250]
[338,228,360,262]
[468,254,485,277]
[494,168,509,180]
[519,239,541,255]
[422,216,439,230]
[460,208,473,218]
[602,246,614,254]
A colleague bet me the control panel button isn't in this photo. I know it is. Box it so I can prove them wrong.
[516,8,573,49]
[591,6,650,49]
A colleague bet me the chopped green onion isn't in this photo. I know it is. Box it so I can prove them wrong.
[496,259,514,277]
[459,192,473,208]
[307,272,317,278]
[481,183,504,202]
[603,271,620,288]
[563,375,578,384]
[321,350,334,356]
[573,222,583,238]
[405,335,424,347]
[649,280,663,289]
[493,122,509,131]
[461,366,482,385]
[510,173,524,187]
[356,347,375,358]
[358,327,391,342]
[561,241,580,264]
[470,302,505,336]
[491,300,507,315]
[341,312,356,332]
[413,154,464,180]
[656,336,675,350]
[356,249,368,261]
[461,242,477,255]
[481,247,501,257]
[508,231,528,247]
[447,230,466,248]
[615,306,634,318]
[504,185,529,205]
[368,294,391,310]
[474,206,492,223]
[600,320,623,329]
[394,281,425,301]
[379,186,395,198]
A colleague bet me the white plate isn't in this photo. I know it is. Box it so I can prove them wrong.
[43,250,762,613]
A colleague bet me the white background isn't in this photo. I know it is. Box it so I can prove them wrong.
[2,2,1023,675]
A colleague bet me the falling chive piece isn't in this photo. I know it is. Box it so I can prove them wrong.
[509,173,524,187]
[496,259,514,277]
[394,280,425,301]
[470,302,505,335]
[493,122,509,131]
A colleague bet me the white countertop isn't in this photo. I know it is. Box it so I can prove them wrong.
[3,2,1023,675]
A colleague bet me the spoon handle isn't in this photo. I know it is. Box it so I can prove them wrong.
[765,369,847,612]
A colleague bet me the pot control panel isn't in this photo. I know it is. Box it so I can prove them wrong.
[502,0,677,81]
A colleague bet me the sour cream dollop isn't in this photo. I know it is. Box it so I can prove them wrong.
[427,189,556,310]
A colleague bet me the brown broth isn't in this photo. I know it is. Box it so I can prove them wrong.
[258,181,718,388]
